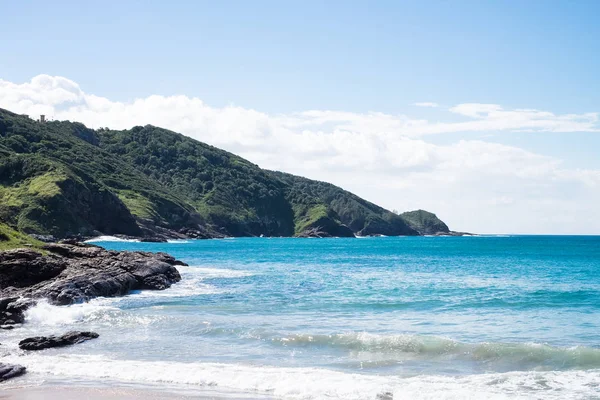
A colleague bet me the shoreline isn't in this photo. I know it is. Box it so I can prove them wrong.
[0,383,275,400]
[1,386,213,400]
[0,386,187,400]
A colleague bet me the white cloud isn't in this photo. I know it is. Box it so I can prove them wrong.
[413,102,439,108]
[1,74,599,234]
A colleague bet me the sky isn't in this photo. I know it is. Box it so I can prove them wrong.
[1,0,599,234]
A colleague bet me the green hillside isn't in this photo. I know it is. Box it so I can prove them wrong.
[272,172,417,236]
[0,108,450,240]
[399,210,450,235]
[98,126,294,237]
[0,221,42,250]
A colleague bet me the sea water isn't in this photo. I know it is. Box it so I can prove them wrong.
[2,236,600,399]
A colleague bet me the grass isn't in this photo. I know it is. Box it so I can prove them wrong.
[27,172,65,197]
[117,190,160,221]
[0,171,64,206]
[0,222,43,250]
[294,204,329,234]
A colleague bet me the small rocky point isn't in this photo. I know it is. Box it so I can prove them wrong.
[19,331,99,351]
[0,363,27,382]
[0,242,186,326]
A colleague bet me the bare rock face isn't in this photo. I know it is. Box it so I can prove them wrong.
[0,249,67,289]
[0,243,185,325]
[19,331,99,350]
[0,363,27,382]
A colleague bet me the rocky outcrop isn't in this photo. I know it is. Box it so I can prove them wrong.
[296,224,355,238]
[140,237,168,243]
[399,210,450,235]
[19,331,99,351]
[0,242,185,325]
[0,363,26,382]
[28,234,57,243]
[0,297,34,326]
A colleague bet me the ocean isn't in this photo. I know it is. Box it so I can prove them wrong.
[2,236,600,399]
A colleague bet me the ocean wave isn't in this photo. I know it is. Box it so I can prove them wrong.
[84,235,140,243]
[24,299,119,326]
[127,266,254,300]
[3,354,599,399]
[179,266,255,279]
[21,267,252,325]
[269,332,600,369]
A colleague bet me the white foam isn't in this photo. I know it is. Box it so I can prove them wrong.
[3,354,599,400]
[84,235,140,243]
[125,267,253,299]
[166,239,192,244]
[179,266,255,279]
[24,299,118,326]
[131,280,225,298]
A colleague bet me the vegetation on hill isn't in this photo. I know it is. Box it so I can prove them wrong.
[98,126,294,236]
[272,172,417,236]
[399,210,450,235]
[0,108,451,240]
[0,109,198,237]
[0,222,42,250]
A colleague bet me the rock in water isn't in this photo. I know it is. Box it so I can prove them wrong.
[0,243,185,324]
[0,363,27,382]
[0,297,34,326]
[19,331,99,350]
[1,243,184,304]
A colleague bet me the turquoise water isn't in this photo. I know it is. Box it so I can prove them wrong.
[3,236,600,399]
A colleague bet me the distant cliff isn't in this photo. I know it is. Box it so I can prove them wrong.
[0,108,453,240]
[399,210,450,235]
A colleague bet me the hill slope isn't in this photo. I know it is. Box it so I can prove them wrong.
[0,108,451,239]
[399,210,450,235]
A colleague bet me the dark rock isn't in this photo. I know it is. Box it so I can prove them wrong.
[432,231,475,237]
[178,227,219,239]
[0,363,27,382]
[19,331,99,350]
[0,297,35,326]
[377,391,393,400]
[58,238,81,245]
[0,243,184,315]
[296,227,332,238]
[140,237,168,243]
[0,249,67,288]
[29,234,57,243]
[296,223,355,238]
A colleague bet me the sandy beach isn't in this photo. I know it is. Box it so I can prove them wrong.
[0,385,272,400]
[0,386,192,400]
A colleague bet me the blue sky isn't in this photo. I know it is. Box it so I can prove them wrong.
[1,1,599,233]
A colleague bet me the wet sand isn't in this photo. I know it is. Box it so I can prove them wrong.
[0,386,261,400]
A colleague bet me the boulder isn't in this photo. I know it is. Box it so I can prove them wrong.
[29,234,57,243]
[0,363,26,382]
[140,237,168,243]
[19,331,99,350]
[0,297,35,326]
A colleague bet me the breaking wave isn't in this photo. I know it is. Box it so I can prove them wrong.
[3,354,599,400]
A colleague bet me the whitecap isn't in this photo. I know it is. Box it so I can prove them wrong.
[24,299,119,326]
[84,236,140,243]
[179,266,255,279]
